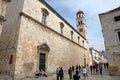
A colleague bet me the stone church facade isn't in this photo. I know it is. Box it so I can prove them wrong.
[0,0,89,79]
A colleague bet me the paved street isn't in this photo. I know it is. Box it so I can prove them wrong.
[22,69,120,80]
[0,69,120,80]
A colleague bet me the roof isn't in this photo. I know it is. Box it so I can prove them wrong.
[89,47,101,54]
[99,6,120,15]
[77,10,84,15]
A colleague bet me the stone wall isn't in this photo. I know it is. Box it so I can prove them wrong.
[13,0,90,79]
[23,0,88,49]
[0,0,8,16]
[0,0,90,79]
[0,0,24,78]
[99,7,120,71]
[0,0,8,37]
[14,14,88,79]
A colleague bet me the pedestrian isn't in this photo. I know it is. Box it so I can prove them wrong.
[95,63,98,74]
[68,67,72,80]
[86,64,89,76]
[106,63,109,69]
[59,67,64,80]
[56,68,60,80]
[90,65,93,74]
[73,71,80,80]
[72,65,74,72]
[82,66,87,79]
[78,65,81,71]
[99,65,103,75]
[104,63,106,69]
[76,65,78,71]
[93,64,95,74]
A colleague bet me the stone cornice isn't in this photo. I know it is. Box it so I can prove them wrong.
[20,12,87,50]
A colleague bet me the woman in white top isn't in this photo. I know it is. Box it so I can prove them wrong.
[82,66,87,79]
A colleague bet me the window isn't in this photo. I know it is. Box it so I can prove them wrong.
[114,15,120,22]
[42,13,47,25]
[118,32,120,41]
[60,22,64,34]
[78,36,80,43]
[71,31,74,40]
[78,21,83,25]
[94,56,96,59]
[82,40,84,46]
[78,15,80,18]
[79,28,83,32]
[80,21,83,24]
[41,8,49,25]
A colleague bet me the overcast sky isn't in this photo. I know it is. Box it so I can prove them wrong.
[45,0,120,51]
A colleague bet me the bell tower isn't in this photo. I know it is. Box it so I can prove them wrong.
[76,10,87,39]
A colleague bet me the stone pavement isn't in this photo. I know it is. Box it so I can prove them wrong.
[0,69,120,80]
[83,69,120,80]
[23,69,120,80]
[0,74,12,80]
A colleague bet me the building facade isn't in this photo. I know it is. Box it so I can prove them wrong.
[0,0,11,36]
[89,48,107,65]
[0,0,89,79]
[99,7,120,74]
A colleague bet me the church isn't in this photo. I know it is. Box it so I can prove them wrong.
[0,0,89,79]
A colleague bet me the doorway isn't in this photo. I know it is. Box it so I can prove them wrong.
[39,53,46,71]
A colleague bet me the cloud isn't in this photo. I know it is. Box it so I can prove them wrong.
[45,0,120,51]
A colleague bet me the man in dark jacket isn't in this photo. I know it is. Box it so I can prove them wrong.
[73,71,80,80]
[59,67,64,80]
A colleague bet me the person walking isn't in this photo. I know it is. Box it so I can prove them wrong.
[82,66,87,79]
[99,65,103,75]
[59,67,64,80]
[72,65,74,72]
[76,65,78,71]
[68,67,72,80]
[56,68,60,80]
[73,71,80,80]
[95,63,98,74]
[93,64,95,74]
[78,65,81,72]
[90,65,93,74]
